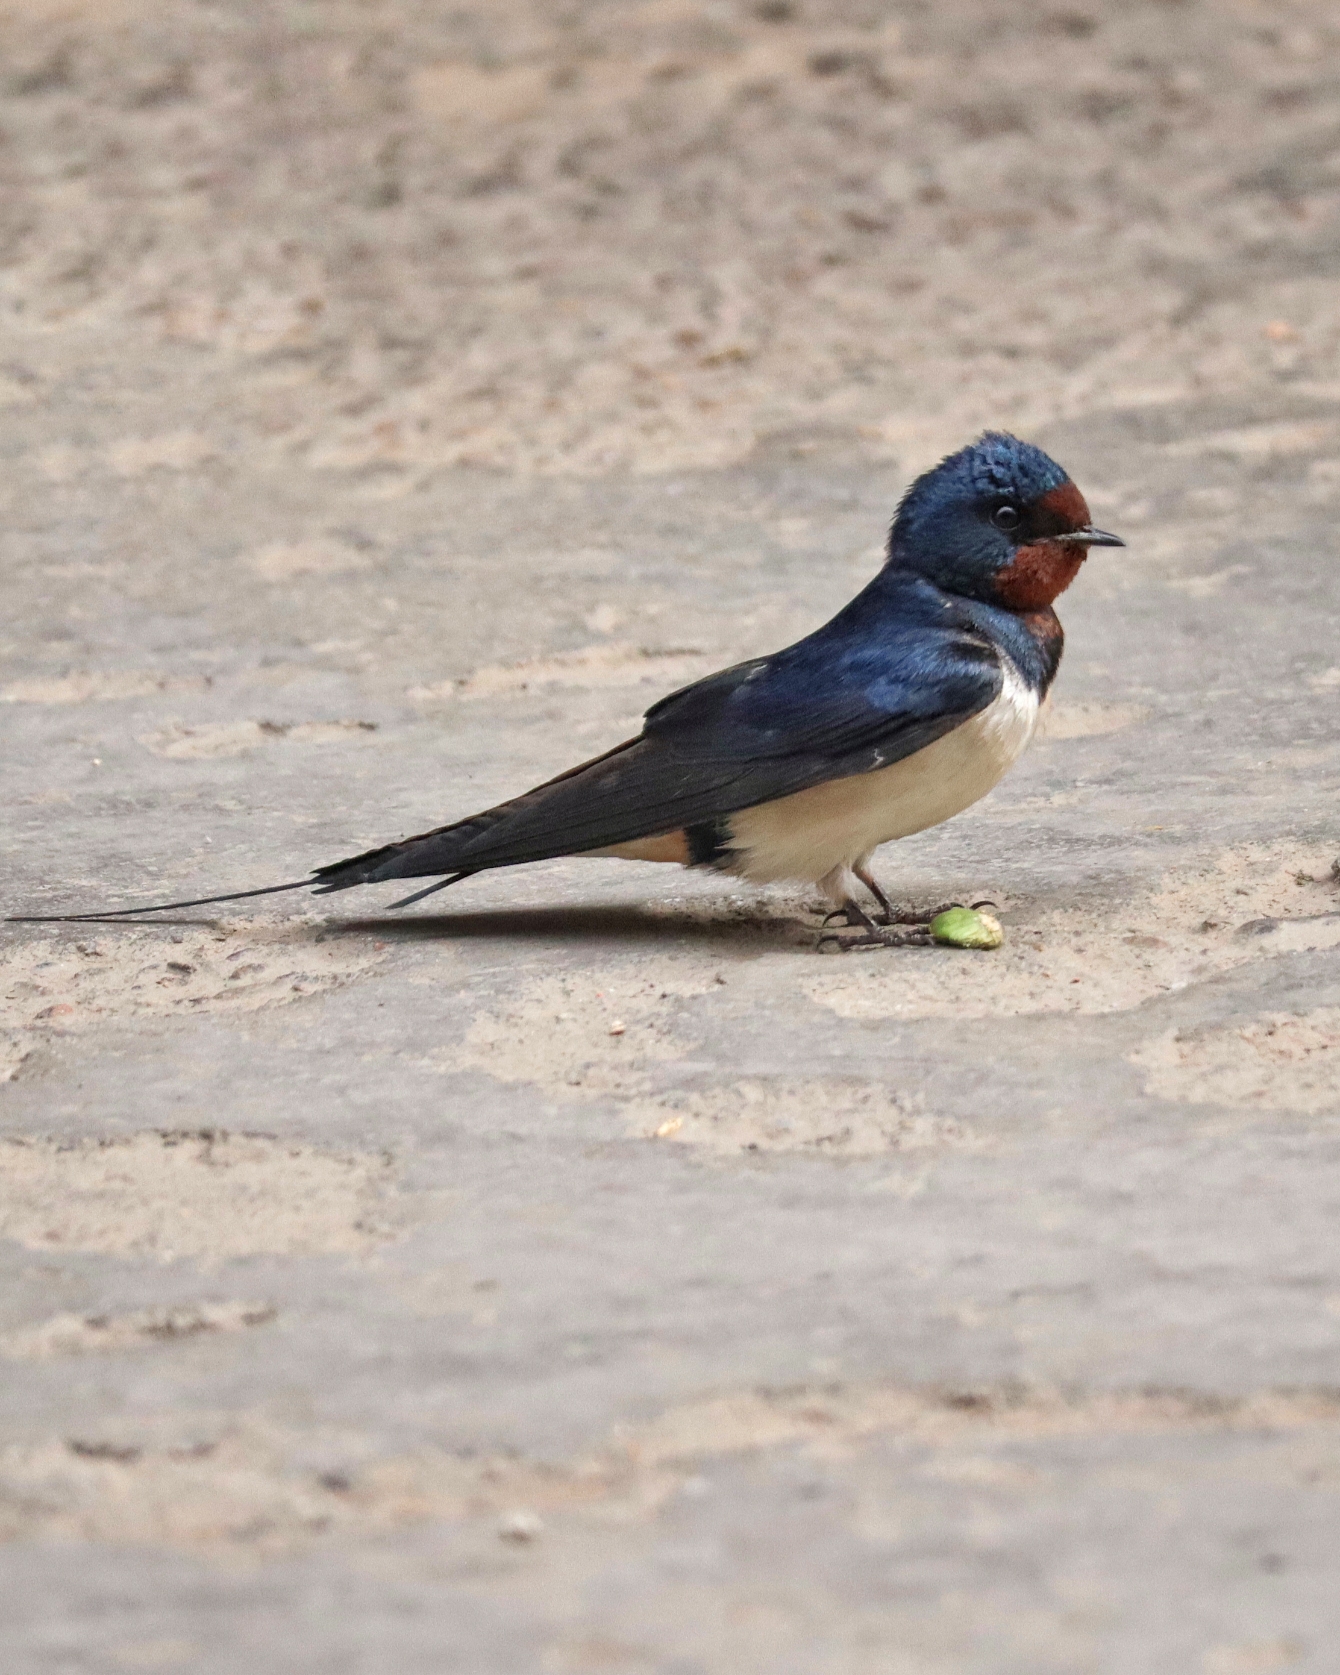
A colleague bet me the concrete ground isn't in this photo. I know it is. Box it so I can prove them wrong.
[2,1,1340,1670]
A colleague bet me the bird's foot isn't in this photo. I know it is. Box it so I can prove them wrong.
[817,922,934,952]
[850,862,994,928]
[818,899,929,951]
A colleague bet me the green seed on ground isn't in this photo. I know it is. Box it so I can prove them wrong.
[930,907,1004,950]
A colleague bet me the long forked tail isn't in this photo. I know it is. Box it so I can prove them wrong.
[8,878,319,925]
[6,871,476,924]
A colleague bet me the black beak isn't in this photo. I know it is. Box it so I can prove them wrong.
[1063,525,1125,547]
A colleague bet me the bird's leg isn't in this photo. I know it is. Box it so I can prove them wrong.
[852,863,897,924]
[852,862,995,928]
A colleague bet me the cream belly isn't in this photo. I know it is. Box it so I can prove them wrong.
[724,665,1039,887]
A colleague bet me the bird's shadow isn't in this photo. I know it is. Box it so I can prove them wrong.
[7,900,821,950]
[325,901,815,951]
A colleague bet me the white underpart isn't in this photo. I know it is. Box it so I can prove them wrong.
[725,661,1040,899]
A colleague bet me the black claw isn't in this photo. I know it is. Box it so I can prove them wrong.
[821,906,867,932]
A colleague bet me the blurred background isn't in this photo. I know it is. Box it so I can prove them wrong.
[2,0,1336,487]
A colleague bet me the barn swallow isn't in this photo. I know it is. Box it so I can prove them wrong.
[11,433,1121,947]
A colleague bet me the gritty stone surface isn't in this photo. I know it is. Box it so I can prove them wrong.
[1,1,1340,1671]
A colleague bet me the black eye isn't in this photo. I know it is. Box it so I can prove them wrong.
[991,503,1021,532]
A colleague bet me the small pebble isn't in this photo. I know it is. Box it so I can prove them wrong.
[608,1020,626,1036]
[498,1508,543,1543]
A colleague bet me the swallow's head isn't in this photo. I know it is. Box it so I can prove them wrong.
[887,432,1123,610]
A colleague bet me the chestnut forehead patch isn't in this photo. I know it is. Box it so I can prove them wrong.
[1036,480,1090,530]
